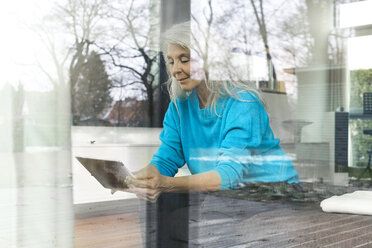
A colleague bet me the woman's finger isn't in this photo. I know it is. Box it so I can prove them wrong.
[144,188,158,197]
[127,178,152,188]
[125,186,151,195]
[134,187,158,196]
[123,187,142,194]
[147,192,161,202]
[135,193,148,201]
[135,191,157,202]
[135,189,160,201]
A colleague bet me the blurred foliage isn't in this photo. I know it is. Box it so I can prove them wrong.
[350,69,372,108]
[350,69,372,167]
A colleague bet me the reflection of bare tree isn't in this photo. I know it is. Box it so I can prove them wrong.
[280,2,313,68]
[192,0,305,86]
[57,0,111,122]
[38,0,160,126]
[191,0,214,81]
[250,0,277,85]
[34,23,70,91]
[31,15,74,144]
[98,0,159,126]
[192,0,250,84]
[36,0,337,125]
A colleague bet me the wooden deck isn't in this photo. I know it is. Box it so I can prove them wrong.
[75,195,372,248]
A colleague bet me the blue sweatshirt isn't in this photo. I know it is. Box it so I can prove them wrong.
[150,90,299,190]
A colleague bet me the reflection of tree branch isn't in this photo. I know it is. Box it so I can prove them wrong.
[36,60,56,85]
[192,0,214,80]
[120,87,147,93]
[93,42,143,78]
[32,22,70,89]
[110,80,143,89]
[250,0,277,83]
[191,15,207,54]
[53,0,160,126]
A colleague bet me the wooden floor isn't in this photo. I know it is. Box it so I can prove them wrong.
[75,199,143,248]
[75,196,372,248]
[75,212,142,248]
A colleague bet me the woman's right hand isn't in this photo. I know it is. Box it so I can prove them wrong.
[124,165,169,202]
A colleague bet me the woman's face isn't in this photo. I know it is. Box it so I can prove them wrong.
[167,44,202,91]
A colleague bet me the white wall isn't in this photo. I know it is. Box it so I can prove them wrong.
[72,126,191,204]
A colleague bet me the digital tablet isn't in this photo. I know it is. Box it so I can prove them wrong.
[76,157,134,189]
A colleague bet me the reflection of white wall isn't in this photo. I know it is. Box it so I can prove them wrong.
[296,67,329,143]
[262,92,294,143]
[229,53,267,81]
[348,35,372,70]
[72,127,191,204]
[72,127,160,203]
[73,145,159,203]
[340,0,372,28]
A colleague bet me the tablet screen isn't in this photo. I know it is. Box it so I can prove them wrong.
[76,157,133,189]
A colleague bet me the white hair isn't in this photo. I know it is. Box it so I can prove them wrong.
[161,21,265,115]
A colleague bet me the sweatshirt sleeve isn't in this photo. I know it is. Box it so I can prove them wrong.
[214,95,269,189]
[150,102,186,177]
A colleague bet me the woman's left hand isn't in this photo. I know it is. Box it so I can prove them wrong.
[125,164,169,202]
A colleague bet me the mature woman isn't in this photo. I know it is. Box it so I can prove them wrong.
[119,21,299,247]
[124,21,299,202]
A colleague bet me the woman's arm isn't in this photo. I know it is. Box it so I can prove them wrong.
[125,164,221,201]
[164,169,222,192]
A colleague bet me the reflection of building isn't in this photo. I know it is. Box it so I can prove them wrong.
[98,98,150,127]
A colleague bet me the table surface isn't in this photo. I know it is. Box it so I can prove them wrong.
[75,194,372,248]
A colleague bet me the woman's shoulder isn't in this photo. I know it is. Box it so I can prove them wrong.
[221,89,267,118]
[228,89,263,105]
